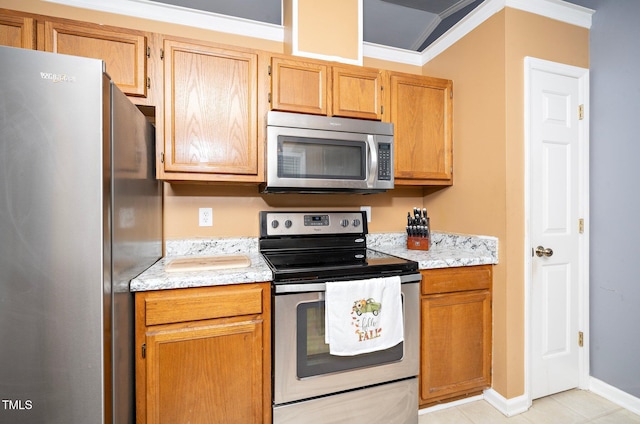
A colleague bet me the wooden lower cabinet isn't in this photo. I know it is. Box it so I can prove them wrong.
[419,266,492,407]
[135,283,271,424]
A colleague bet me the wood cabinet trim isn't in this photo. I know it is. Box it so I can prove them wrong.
[0,13,35,49]
[43,20,148,97]
[144,285,264,326]
[270,56,329,116]
[145,320,264,423]
[420,289,492,404]
[419,266,492,407]
[421,265,492,295]
[390,71,454,185]
[135,282,271,423]
[162,37,259,177]
[332,65,384,120]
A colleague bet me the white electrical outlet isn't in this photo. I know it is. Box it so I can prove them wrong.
[199,208,213,227]
[360,206,372,223]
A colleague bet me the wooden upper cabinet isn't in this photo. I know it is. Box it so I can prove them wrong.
[332,66,384,120]
[162,38,260,181]
[0,14,35,49]
[269,56,384,120]
[390,72,453,185]
[43,20,148,97]
[270,56,328,115]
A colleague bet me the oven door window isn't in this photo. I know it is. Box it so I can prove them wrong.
[278,136,366,180]
[297,299,403,378]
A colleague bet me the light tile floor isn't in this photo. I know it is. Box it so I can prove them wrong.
[419,390,640,423]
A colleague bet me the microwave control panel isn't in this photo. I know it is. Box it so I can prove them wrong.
[378,143,392,181]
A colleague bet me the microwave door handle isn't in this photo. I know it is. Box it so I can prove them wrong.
[366,135,378,188]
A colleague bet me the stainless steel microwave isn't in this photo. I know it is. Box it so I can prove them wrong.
[261,111,394,193]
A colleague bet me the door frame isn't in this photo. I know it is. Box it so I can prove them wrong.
[523,57,590,407]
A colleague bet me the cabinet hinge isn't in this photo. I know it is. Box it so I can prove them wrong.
[268,92,272,103]
[578,104,584,120]
[268,65,271,76]
[578,218,584,234]
[160,48,164,60]
[142,343,147,358]
[146,77,151,89]
[160,152,164,163]
[578,331,584,347]
[146,46,151,58]
[380,105,384,115]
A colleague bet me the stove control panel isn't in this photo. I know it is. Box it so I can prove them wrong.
[261,211,366,236]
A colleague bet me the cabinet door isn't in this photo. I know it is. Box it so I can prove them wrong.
[332,66,384,120]
[43,20,148,97]
[420,290,491,405]
[390,73,453,185]
[0,14,35,49]
[270,56,328,115]
[163,39,259,180]
[145,320,265,424]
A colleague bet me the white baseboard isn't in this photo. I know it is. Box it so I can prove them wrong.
[418,389,531,417]
[419,379,640,418]
[483,389,531,417]
[589,377,640,416]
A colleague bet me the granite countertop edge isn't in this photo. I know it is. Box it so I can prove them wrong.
[130,232,499,292]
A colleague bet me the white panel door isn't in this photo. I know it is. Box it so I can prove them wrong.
[530,66,581,400]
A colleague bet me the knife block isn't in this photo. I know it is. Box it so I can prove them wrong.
[407,236,430,251]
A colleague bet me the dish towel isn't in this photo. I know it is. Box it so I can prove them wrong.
[325,276,403,356]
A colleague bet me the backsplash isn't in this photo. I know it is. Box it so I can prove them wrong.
[166,231,498,263]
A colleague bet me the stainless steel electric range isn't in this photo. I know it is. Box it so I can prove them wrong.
[259,211,420,424]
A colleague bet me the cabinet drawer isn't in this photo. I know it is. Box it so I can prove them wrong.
[421,265,492,295]
[143,285,264,326]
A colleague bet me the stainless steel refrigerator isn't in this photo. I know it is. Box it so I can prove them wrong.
[0,46,162,423]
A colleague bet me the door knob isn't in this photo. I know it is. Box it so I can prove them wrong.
[535,246,553,257]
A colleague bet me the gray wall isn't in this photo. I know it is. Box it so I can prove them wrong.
[570,0,640,398]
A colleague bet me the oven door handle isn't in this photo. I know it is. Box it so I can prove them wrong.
[274,273,422,294]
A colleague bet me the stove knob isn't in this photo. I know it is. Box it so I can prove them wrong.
[352,219,361,227]
[340,219,349,227]
[284,219,292,228]
[271,220,279,229]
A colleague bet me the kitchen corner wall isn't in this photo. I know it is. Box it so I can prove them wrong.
[421,8,589,400]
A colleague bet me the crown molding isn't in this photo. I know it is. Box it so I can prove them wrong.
[363,42,423,67]
[419,0,594,65]
[43,0,594,67]
[43,0,284,41]
[507,0,594,29]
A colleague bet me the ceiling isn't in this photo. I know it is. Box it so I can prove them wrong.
[148,0,593,52]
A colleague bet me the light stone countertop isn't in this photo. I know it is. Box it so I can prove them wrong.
[368,232,498,269]
[130,232,499,292]
[130,238,272,292]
